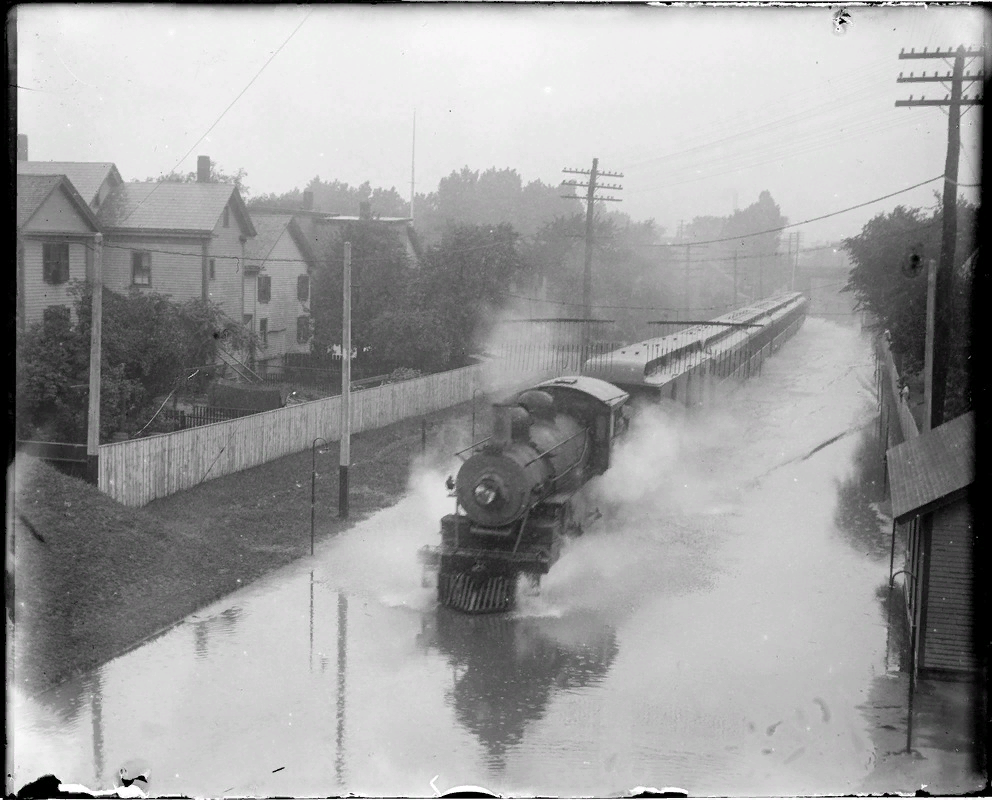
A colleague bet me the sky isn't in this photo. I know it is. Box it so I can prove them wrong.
[13,4,987,245]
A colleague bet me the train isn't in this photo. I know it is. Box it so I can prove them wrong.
[420,293,808,615]
[582,292,809,398]
[420,376,630,614]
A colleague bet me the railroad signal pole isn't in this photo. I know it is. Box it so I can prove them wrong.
[562,158,623,351]
[896,44,984,429]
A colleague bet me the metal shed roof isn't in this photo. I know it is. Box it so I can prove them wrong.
[887,411,974,523]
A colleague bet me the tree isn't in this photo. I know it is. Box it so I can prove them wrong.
[415,223,526,366]
[146,159,249,196]
[16,285,254,441]
[843,198,976,418]
[309,222,412,364]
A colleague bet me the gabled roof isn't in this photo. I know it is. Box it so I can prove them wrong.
[97,181,256,237]
[245,214,318,270]
[17,174,101,231]
[887,411,974,523]
[17,161,122,207]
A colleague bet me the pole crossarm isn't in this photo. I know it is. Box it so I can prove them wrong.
[897,73,984,82]
[896,98,983,107]
[899,47,984,59]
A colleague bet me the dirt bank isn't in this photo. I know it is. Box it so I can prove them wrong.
[9,400,480,697]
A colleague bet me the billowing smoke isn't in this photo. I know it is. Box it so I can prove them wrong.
[516,397,742,620]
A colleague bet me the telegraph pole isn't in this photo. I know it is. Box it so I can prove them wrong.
[562,158,623,351]
[339,242,351,518]
[897,44,984,428]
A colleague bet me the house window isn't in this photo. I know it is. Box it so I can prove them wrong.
[258,275,272,304]
[223,206,230,228]
[259,318,268,348]
[243,314,253,331]
[43,242,70,285]
[132,250,152,286]
[209,258,216,280]
[297,315,311,344]
[297,274,310,302]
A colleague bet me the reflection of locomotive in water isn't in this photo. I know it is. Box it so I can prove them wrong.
[416,608,619,767]
[421,376,630,614]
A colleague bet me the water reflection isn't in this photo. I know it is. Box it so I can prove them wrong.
[417,608,618,770]
[833,425,890,560]
[192,606,242,659]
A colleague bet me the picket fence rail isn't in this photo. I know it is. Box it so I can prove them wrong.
[99,360,556,507]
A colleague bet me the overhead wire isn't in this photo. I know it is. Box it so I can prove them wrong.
[115,8,315,226]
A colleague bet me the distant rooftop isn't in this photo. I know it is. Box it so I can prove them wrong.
[98,181,255,236]
[17,160,121,207]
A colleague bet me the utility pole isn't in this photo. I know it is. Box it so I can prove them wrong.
[562,158,623,352]
[897,44,984,428]
[732,249,739,306]
[339,242,351,519]
[410,110,416,225]
[791,230,801,292]
[86,232,103,485]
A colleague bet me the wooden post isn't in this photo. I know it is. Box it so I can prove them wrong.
[339,243,351,519]
[86,233,103,484]
[923,258,937,432]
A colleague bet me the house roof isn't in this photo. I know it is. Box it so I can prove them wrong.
[245,214,317,269]
[97,181,256,237]
[17,161,122,207]
[17,174,101,231]
[887,411,974,523]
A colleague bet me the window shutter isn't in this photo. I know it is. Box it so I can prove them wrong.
[297,274,310,302]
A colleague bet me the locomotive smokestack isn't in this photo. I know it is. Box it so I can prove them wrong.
[492,403,513,446]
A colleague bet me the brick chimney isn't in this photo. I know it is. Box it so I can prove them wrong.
[303,190,314,211]
[359,200,371,220]
[197,155,211,183]
[17,134,28,161]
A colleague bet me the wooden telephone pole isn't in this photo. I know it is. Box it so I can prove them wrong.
[896,44,983,429]
[562,159,623,352]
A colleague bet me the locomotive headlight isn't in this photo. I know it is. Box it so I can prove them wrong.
[473,479,499,506]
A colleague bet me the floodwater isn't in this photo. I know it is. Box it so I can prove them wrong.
[10,316,894,797]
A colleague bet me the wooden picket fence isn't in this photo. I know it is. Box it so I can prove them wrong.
[98,360,553,507]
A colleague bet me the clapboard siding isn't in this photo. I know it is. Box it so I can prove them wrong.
[921,500,975,673]
[20,238,91,327]
[99,363,553,507]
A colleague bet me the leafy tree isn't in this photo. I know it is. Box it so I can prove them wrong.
[843,198,976,418]
[16,285,253,441]
[145,158,249,196]
[368,310,451,373]
[310,222,412,364]
[415,223,526,366]
[250,177,408,217]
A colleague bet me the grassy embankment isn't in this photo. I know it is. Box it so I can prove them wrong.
[9,401,474,696]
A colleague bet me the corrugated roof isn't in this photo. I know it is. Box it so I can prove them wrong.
[17,174,100,231]
[98,181,255,236]
[17,161,120,206]
[887,410,974,522]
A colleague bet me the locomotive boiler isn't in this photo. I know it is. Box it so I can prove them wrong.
[421,376,630,614]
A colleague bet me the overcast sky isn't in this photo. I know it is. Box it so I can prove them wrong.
[14,4,986,244]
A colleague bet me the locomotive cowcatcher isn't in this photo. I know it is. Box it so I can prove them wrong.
[420,376,630,614]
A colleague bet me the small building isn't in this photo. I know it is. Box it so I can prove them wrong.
[887,410,976,677]
[16,174,102,329]
[243,213,318,370]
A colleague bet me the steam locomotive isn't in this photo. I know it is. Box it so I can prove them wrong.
[421,376,630,614]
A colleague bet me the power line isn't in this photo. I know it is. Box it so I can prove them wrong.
[639,174,944,248]
[117,9,314,226]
